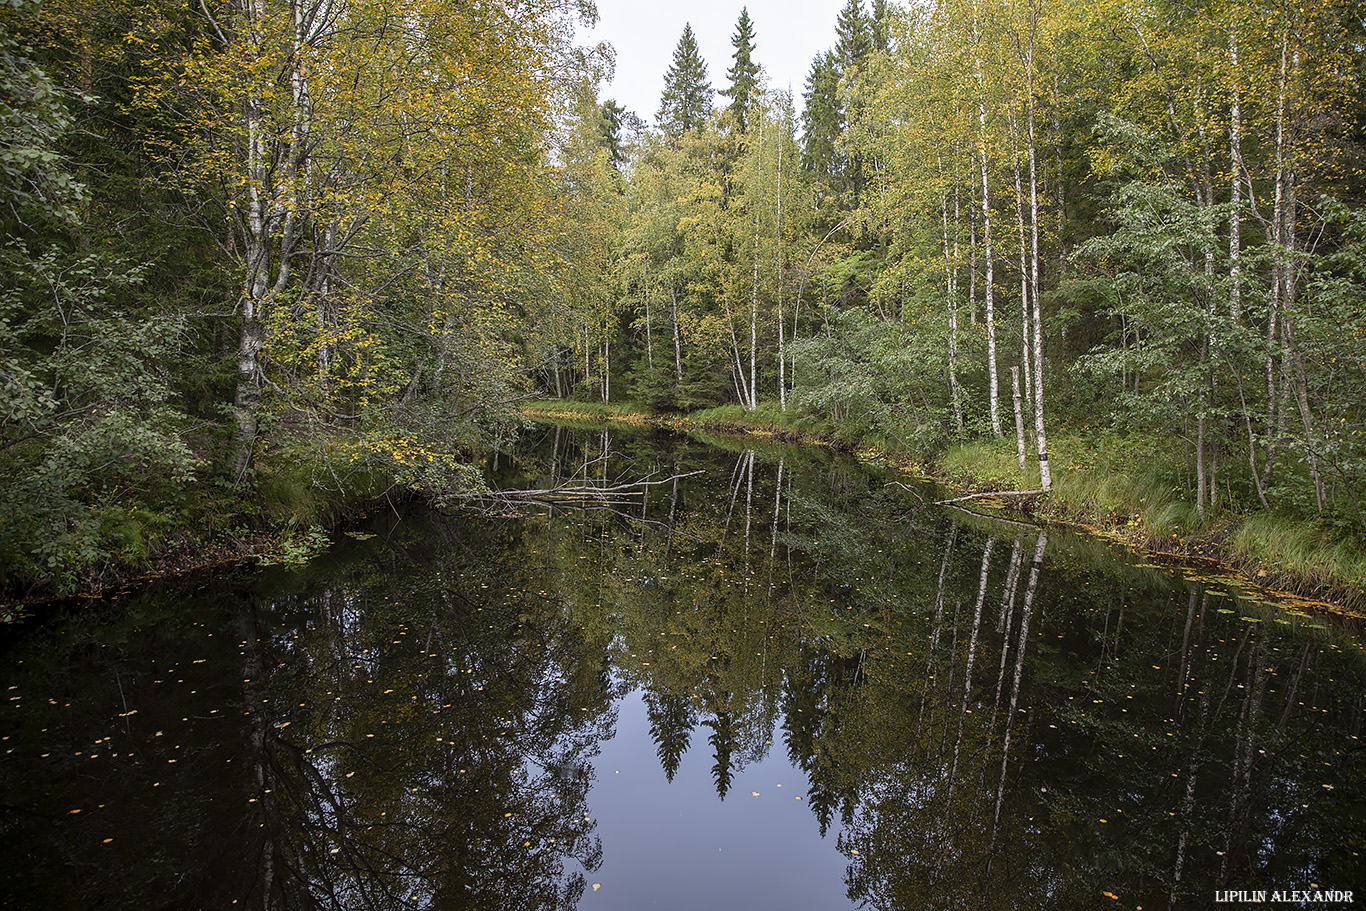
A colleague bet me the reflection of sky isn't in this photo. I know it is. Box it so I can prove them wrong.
[577,687,857,910]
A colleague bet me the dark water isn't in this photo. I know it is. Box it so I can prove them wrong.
[2,427,1363,910]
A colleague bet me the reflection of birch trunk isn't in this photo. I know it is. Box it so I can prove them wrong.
[919,523,958,735]
[949,537,994,801]
[1220,631,1266,879]
[238,597,280,909]
[743,451,754,595]
[1174,591,1202,723]
[1169,744,1201,911]
[990,533,1025,726]
[770,457,785,564]
[986,529,1046,876]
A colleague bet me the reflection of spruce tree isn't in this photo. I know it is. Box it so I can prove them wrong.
[782,647,864,836]
[645,688,696,782]
[706,710,737,799]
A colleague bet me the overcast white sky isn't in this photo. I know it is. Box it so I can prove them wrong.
[578,0,851,124]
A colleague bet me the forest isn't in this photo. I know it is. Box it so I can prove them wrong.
[1,0,1364,602]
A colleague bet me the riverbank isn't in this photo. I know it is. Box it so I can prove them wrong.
[522,400,1366,614]
[0,444,400,624]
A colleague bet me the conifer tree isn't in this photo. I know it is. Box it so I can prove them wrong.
[870,0,891,53]
[801,51,841,182]
[599,99,627,170]
[657,24,714,138]
[722,8,761,133]
[835,0,871,72]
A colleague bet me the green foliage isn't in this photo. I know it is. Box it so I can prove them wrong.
[0,0,84,225]
[790,306,950,451]
[0,250,198,589]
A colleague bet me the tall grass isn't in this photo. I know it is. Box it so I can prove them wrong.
[690,401,804,430]
[937,432,1194,538]
[1230,514,1366,605]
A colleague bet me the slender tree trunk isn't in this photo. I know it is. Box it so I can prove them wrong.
[1011,366,1027,473]
[644,266,654,371]
[671,284,684,386]
[981,143,1000,436]
[777,133,787,412]
[969,0,998,426]
[1229,25,1243,324]
[941,155,964,436]
[750,116,762,412]
[1024,31,1051,492]
[1009,115,1034,423]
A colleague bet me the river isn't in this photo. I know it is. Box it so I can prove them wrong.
[2,426,1362,909]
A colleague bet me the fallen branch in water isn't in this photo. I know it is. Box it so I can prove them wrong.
[942,502,1042,530]
[933,489,1043,506]
[474,470,707,506]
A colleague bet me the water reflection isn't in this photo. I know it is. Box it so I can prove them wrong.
[2,427,1363,910]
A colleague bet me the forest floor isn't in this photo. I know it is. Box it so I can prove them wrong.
[523,401,1366,617]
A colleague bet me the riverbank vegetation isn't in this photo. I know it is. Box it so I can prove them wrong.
[1,0,1363,605]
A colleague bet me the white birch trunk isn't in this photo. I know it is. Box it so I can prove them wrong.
[1024,22,1051,492]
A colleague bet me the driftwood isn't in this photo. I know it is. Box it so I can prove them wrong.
[941,502,1042,529]
[475,470,706,508]
[933,489,1043,507]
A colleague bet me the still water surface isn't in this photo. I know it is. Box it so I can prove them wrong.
[2,427,1363,909]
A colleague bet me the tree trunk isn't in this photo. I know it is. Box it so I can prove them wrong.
[671,284,684,385]
[1024,32,1051,492]
[1011,366,1027,473]
[980,141,1000,436]
[750,116,762,412]
[1009,113,1034,425]
[644,266,654,371]
[777,134,787,412]
[941,155,964,436]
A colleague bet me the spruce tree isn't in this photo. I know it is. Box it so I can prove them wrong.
[835,0,871,71]
[721,8,760,134]
[599,99,627,170]
[656,24,714,139]
[870,0,891,53]
[801,51,841,182]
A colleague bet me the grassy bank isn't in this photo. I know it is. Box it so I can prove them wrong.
[1,441,399,621]
[524,399,1366,612]
[935,435,1366,607]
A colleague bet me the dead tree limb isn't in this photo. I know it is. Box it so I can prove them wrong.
[933,489,1043,506]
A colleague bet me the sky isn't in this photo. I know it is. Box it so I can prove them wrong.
[577,0,851,125]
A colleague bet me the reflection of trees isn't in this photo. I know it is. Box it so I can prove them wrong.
[234,513,622,910]
[516,430,1366,908]
[8,427,1365,910]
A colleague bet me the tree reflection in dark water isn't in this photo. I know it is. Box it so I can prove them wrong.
[2,426,1364,910]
